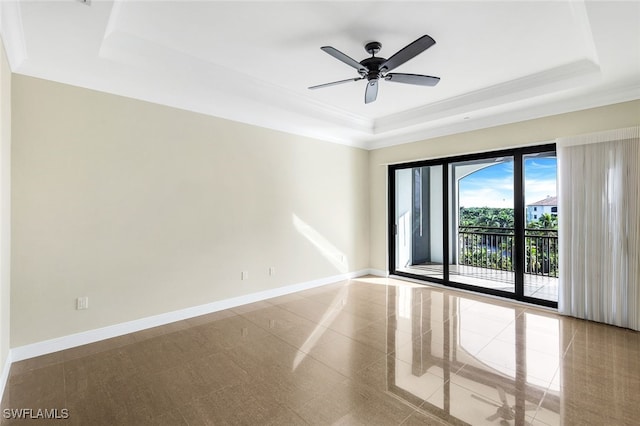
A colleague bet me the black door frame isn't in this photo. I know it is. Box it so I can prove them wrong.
[388,144,557,308]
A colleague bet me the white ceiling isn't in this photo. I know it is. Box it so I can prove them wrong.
[1,0,639,149]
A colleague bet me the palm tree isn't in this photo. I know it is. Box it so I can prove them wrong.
[539,213,557,229]
[528,213,557,230]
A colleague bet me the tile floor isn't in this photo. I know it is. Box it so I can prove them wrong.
[1,276,638,425]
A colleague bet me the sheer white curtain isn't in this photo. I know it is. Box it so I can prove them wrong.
[557,126,640,330]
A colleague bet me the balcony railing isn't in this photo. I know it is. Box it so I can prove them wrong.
[458,226,558,278]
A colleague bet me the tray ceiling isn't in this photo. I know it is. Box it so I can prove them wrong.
[1,0,639,148]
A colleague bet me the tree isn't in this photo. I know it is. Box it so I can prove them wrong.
[525,213,558,276]
[458,207,558,277]
[536,213,557,229]
[459,207,514,229]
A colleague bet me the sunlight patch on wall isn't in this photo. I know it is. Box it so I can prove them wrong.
[292,213,348,274]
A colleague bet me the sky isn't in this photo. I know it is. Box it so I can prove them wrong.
[458,157,557,208]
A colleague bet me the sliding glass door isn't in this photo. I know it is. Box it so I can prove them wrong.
[394,165,444,280]
[449,156,515,293]
[523,151,558,302]
[389,145,558,307]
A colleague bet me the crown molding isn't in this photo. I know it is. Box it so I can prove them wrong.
[366,80,640,150]
[96,29,374,147]
[373,59,601,136]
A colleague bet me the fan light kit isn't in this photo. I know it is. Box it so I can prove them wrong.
[309,34,440,104]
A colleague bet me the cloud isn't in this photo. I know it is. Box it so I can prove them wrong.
[459,186,514,208]
[527,160,557,170]
[524,178,557,205]
[459,172,514,208]
[456,158,557,208]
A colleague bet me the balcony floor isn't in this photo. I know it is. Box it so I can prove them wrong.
[396,263,558,302]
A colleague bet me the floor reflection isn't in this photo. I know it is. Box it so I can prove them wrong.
[4,277,638,425]
[387,285,562,425]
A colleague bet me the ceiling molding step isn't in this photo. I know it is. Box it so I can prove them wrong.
[7,1,637,152]
[0,0,27,70]
[98,29,374,135]
[570,0,600,65]
[365,80,640,151]
[102,0,124,41]
[372,59,601,135]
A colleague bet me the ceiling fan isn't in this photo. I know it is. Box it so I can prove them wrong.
[308,34,440,104]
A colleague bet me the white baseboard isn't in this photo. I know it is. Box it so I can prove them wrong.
[366,268,389,277]
[10,269,371,363]
[0,351,11,406]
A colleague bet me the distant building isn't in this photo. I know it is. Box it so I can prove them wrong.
[526,196,557,223]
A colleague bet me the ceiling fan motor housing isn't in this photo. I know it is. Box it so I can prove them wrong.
[361,42,385,80]
[360,56,386,80]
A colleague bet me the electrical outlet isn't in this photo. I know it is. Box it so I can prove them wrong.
[76,296,89,310]
[241,271,249,280]
[269,266,276,276]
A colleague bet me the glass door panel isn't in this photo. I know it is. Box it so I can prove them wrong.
[523,153,558,302]
[448,157,515,293]
[394,165,444,280]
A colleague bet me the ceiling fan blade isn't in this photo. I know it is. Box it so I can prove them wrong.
[321,46,366,72]
[496,386,508,405]
[365,79,378,104]
[385,73,440,86]
[308,77,363,90]
[486,412,501,422]
[381,35,436,72]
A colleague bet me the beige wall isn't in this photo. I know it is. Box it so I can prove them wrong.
[7,70,640,349]
[369,100,640,271]
[11,75,369,346]
[0,39,11,369]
